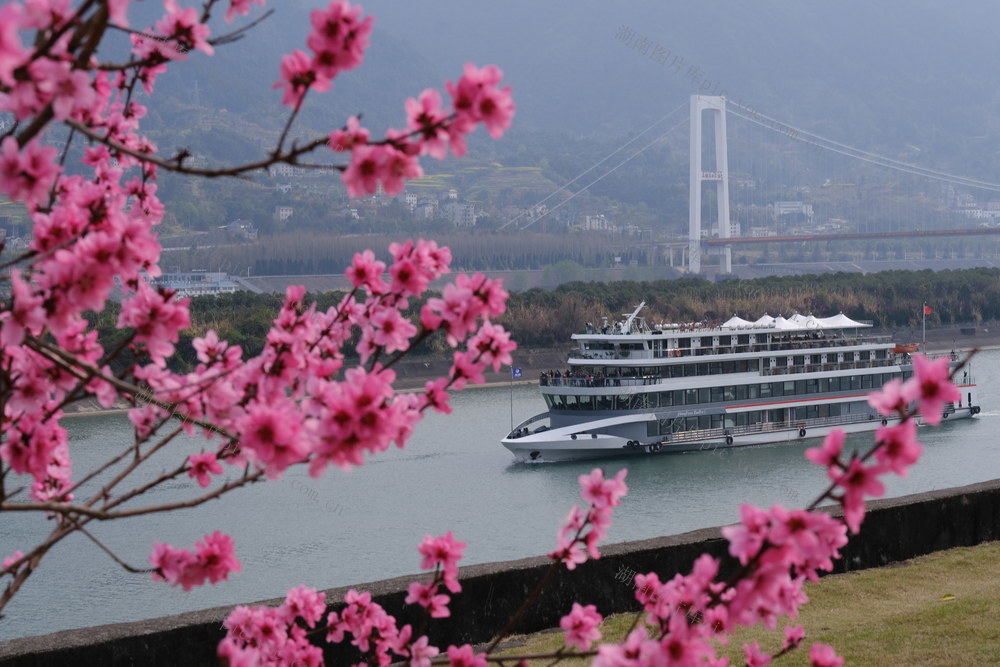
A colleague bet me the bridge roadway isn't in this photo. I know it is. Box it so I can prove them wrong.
[701,227,1000,246]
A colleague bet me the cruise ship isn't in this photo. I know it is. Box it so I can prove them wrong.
[502,303,980,462]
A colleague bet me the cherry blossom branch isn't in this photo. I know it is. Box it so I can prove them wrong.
[64,515,154,574]
[66,119,336,178]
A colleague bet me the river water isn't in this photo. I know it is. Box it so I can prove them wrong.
[3,349,1000,641]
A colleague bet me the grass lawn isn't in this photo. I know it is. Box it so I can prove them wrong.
[497,541,1000,666]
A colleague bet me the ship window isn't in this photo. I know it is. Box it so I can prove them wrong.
[806,378,818,393]
[711,387,724,402]
[794,380,806,395]
[793,355,805,367]
[711,414,724,429]
[818,378,829,392]
[543,395,553,409]
[828,377,840,391]
[859,351,870,361]
[699,415,711,429]
[685,388,698,404]
[748,384,759,398]
[578,395,593,410]
[698,388,710,403]
[564,395,578,409]
[759,383,771,398]
[844,352,855,362]
[736,412,748,426]
[697,363,709,376]
[710,362,723,374]
[616,395,630,410]
[749,410,762,424]
[724,386,736,401]
[659,391,672,407]
[738,334,750,345]
[861,375,874,389]
[850,376,862,390]
[674,390,685,405]
[818,404,830,418]
[748,359,759,371]
[736,385,748,400]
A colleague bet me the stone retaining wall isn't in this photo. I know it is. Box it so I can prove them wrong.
[3,479,1000,666]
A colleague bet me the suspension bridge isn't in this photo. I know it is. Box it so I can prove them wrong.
[504,95,1000,276]
[688,95,1000,274]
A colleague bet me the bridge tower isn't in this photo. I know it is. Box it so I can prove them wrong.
[689,95,732,274]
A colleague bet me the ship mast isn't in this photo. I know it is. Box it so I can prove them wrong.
[621,302,646,334]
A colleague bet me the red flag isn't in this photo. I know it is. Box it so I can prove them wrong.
[924,305,932,315]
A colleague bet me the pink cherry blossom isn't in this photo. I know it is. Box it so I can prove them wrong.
[117,283,191,366]
[829,458,885,533]
[328,115,370,152]
[225,0,266,23]
[155,0,214,56]
[0,4,27,86]
[578,468,628,510]
[187,452,223,488]
[281,585,326,628]
[805,428,844,468]
[417,531,465,592]
[274,49,330,109]
[560,602,603,651]
[446,644,487,667]
[873,419,922,476]
[809,642,845,667]
[408,635,440,667]
[405,581,451,618]
[906,354,961,425]
[2,550,24,572]
[195,531,242,584]
[306,1,374,79]
[346,248,388,293]
[0,137,60,209]
[406,88,450,158]
[783,624,805,649]
[867,377,909,417]
[743,641,772,666]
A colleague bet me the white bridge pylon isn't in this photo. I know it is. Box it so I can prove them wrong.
[689,95,732,274]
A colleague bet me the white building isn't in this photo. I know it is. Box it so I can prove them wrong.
[445,201,477,227]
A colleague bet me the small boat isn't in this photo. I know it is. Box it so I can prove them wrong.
[502,304,980,463]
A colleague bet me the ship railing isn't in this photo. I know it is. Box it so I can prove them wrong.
[658,412,887,446]
[569,334,895,362]
[760,358,897,376]
[541,375,662,388]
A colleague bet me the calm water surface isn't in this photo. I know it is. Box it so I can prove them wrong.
[3,349,1000,640]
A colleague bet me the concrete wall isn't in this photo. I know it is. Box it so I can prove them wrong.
[3,478,1000,666]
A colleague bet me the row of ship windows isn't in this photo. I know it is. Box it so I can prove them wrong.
[577,349,888,379]
[647,405,844,435]
[543,371,911,411]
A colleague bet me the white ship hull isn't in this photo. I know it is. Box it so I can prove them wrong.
[502,407,978,463]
